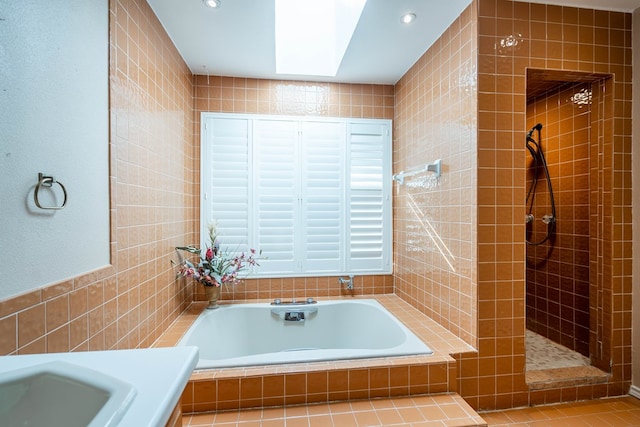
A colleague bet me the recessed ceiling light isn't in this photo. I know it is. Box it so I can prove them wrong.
[401,13,416,24]
[203,0,221,8]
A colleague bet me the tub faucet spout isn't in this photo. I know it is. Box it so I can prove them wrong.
[339,275,354,290]
[284,311,305,322]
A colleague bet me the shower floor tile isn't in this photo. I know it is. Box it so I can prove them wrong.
[525,330,589,371]
[525,329,608,389]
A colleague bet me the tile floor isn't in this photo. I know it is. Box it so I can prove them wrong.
[183,393,486,426]
[182,395,640,426]
[481,395,640,426]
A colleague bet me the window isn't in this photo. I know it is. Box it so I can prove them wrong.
[201,113,391,277]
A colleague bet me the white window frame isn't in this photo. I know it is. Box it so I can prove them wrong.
[201,112,392,278]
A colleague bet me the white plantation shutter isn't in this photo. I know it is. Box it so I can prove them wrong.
[201,113,391,277]
[253,120,299,274]
[300,121,345,273]
[201,117,250,253]
[348,122,391,272]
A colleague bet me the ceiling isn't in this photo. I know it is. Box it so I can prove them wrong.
[147,0,640,85]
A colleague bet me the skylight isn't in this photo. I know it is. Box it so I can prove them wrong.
[275,0,367,77]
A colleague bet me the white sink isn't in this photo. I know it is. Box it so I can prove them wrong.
[0,360,136,427]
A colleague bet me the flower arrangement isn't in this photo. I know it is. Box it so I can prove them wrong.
[175,221,260,287]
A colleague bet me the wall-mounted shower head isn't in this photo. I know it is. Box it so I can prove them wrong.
[527,123,543,140]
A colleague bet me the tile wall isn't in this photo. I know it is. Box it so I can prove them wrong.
[193,76,394,119]
[0,0,634,416]
[394,0,632,411]
[476,0,631,407]
[587,76,619,374]
[192,76,395,302]
[0,0,196,355]
[525,81,593,356]
[474,0,631,410]
[393,4,478,347]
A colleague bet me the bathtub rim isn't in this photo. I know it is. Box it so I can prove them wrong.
[177,298,435,369]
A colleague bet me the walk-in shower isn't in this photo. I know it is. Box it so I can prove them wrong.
[524,70,606,364]
[525,123,556,246]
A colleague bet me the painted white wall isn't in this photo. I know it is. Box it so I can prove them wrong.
[632,6,640,397]
[0,1,109,300]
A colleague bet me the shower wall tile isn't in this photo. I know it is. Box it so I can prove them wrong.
[192,76,394,301]
[0,0,196,355]
[526,82,593,356]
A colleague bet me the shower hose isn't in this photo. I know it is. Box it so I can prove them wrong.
[525,123,556,246]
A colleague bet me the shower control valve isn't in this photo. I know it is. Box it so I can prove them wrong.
[542,215,556,225]
[525,214,534,224]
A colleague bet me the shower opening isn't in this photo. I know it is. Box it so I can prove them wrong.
[525,69,612,374]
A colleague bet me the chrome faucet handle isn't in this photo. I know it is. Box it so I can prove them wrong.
[272,298,282,305]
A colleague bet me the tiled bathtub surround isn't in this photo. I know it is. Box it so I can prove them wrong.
[153,295,474,413]
[193,275,394,306]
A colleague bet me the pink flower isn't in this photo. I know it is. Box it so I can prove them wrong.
[176,223,261,288]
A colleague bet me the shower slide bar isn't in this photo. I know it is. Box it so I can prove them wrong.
[393,159,441,185]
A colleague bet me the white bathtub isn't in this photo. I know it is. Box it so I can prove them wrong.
[178,299,433,369]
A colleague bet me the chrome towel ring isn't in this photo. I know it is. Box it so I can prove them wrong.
[34,173,68,210]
